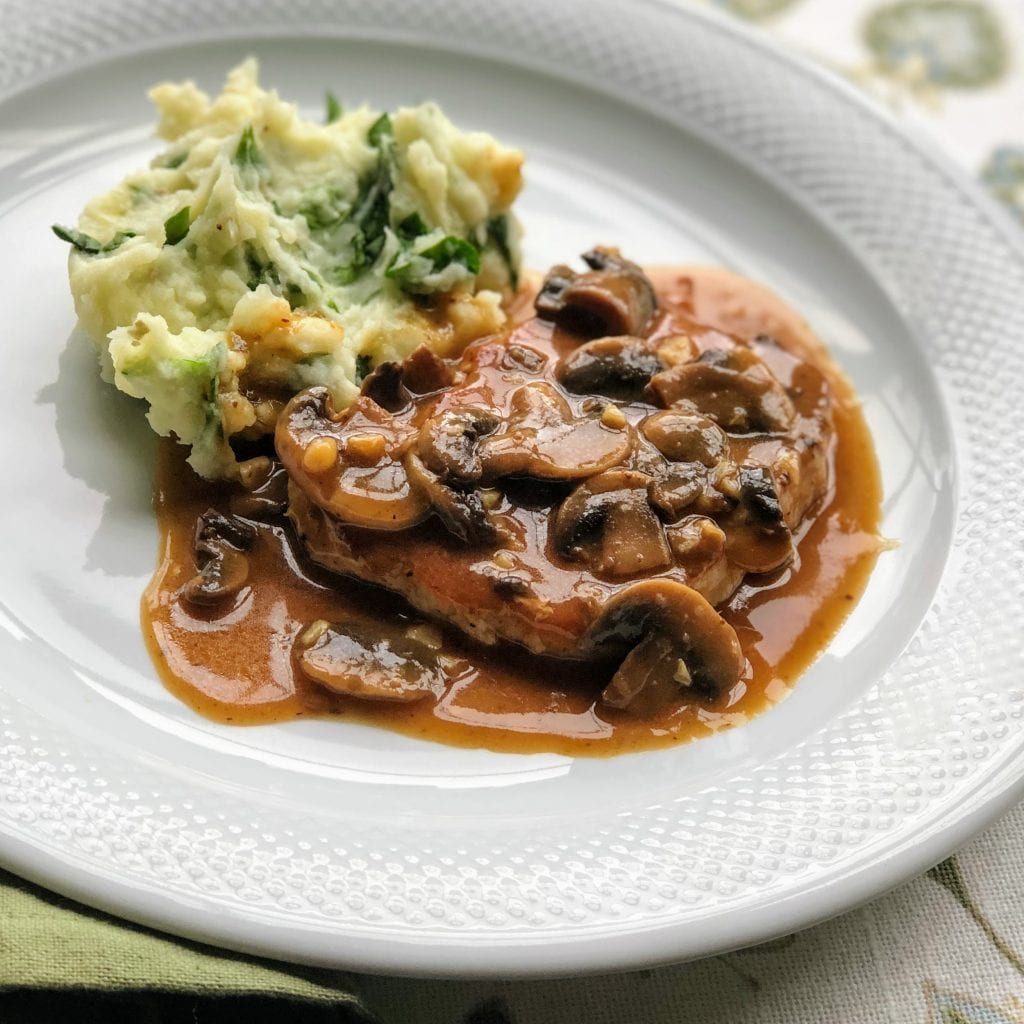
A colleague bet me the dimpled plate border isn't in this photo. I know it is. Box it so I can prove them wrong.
[0,0,1023,977]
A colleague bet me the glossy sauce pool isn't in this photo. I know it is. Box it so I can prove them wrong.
[143,267,883,756]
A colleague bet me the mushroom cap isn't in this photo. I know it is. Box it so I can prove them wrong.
[647,346,796,434]
[553,469,672,578]
[298,620,447,703]
[359,361,412,413]
[405,451,501,546]
[558,335,663,400]
[641,410,730,467]
[535,247,658,338]
[418,406,500,485]
[646,463,708,521]
[721,464,794,573]
[586,579,745,711]
[478,382,635,481]
[181,510,256,606]
[276,386,431,531]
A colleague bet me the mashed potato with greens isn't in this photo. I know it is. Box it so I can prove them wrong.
[55,60,523,478]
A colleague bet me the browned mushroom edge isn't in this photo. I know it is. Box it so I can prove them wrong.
[585,580,745,714]
[275,386,432,531]
[647,346,796,433]
[295,619,449,703]
[476,382,636,481]
[535,246,658,338]
[558,335,664,400]
[720,465,794,573]
[181,510,256,606]
[552,470,672,578]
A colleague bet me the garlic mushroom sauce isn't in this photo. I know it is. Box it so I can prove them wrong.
[142,267,882,756]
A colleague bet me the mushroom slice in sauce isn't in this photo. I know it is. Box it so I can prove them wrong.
[535,247,657,338]
[297,620,446,703]
[182,510,256,606]
[418,406,501,485]
[405,451,501,546]
[588,580,745,713]
[558,336,663,400]
[360,360,412,413]
[478,382,635,481]
[276,386,430,531]
[641,410,730,467]
[646,464,708,522]
[720,465,794,573]
[647,346,796,434]
[552,470,672,577]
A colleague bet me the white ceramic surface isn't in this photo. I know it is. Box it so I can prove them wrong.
[0,0,1021,978]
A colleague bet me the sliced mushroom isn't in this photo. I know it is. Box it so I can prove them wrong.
[182,510,256,606]
[297,619,446,702]
[535,247,657,338]
[558,336,663,399]
[418,407,500,485]
[720,465,793,573]
[478,382,635,481]
[647,346,796,434]
[276,386,430,531]
[641,410,729,467]
[360,360,411,413]
[601,632,693,717]
[405,451,501,545]
[552,470,672,577]
[646,464,707,521]
[585,580,744,711]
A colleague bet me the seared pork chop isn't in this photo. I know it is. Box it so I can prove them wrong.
[277,252,834,707]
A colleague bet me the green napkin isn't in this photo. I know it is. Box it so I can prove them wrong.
[0,867,378,1021]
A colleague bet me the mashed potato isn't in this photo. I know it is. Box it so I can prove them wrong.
[57,60,524,478]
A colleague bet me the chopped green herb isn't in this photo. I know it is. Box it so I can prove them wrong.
[325,92,343,124]
[355,354,373,383]
[164,151,188,170]
[108,231,137,249]
[424,235,481,274]
[487,214,518,289]
[327,263,360,286]
[244,244,280,290]
[386,234,480,290]
[51,224,135,254]
[234,125,262,167]
[285,282,307,309]
[163,206,191,246]
[299,187,350,230]
[367,113,392,147]
[348,156,392,268]
[397,212,429,241]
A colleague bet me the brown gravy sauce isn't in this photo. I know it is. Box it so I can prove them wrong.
[142,267,882,756]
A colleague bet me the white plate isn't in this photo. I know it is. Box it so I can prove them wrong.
[0,0,1022,979]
